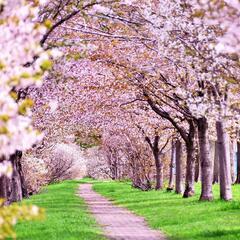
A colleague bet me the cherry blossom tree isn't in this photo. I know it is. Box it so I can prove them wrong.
[6,0,239,207]
[69,0,239,201]
[0,0,58,237]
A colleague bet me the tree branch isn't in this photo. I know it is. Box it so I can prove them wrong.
[143,91,188,142]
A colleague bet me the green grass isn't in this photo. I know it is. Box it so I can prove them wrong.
[93,181,240,240]
[12,180,105,240]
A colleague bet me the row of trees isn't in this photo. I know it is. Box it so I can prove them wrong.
[0,0,240,238]
[22,0,240,202]
[33,0,240,201]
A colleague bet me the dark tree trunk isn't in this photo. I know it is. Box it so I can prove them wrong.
[183,141,195,197]
[216,120,232,201]
[13,151,28,198]
[197,117,213,201]
[213,141,219,184]
[0,175,8,200]
[109,157,117,180]
[153,140,163,190]
[19,162,29,198]
[8,153,23,202]
[167,141,175,191]
[175,140,183,194]
[0,152,26,204]
[183,121,196,198]
[114,158,118,180]
[154,152,163,190]
[235,142,240,184]
[195,148,200,182]
[145,135,164,190]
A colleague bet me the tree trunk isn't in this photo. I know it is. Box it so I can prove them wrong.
[195,147,200,182]
[131,158,151,191]
[131,159,141,188]
[197,117,213,201]
[167,141,175,191]
[235,142,240,184]
[12,151,28,198]
[175,140,183,194]
[183,140,195,197]
[19,162,29,198]
[0,175,8,200]
[145,135,163,190]
[8,153,23,202]
[154,152,163,190]
[109,157,117,180]
[230,140,236,183]
[216,120,232,200]
[0,152,26,204]
[114,158,118,180]
[213,141,219,184]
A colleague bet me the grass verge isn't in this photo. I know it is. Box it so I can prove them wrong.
[93,181,240,240]
[11,180,105,240]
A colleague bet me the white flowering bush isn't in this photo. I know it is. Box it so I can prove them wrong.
[22,142,86,194]
[22,156,48,194]
[46,143,84,183]
[86,148,111,179]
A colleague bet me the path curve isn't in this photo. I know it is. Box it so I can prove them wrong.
[79,184,166,240]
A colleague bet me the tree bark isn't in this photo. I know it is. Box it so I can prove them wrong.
[235,142,240,184]
[195,146,200,182]
[145,135,164,190]
[230,140,236,183]
[109,159,117,180]
[216,120,232,200]
[167,140,175,190]
[153,136,161,190]
[197,117,213,201]
[114,158,118,180]
[154,151,163,190]
[213,141,219,184]
[183,121,196,198]
[8,153,23,202]
[19,162,29,198]
[0,175,8,200]
[175,140,183,194]
[183,140,195,197]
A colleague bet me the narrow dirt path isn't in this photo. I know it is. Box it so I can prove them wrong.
[79,184,166,240]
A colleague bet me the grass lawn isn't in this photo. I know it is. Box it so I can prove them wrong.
[93,181,240,240]
[11,180,105,240]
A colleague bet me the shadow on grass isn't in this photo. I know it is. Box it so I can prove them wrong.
[189,229,240,239]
